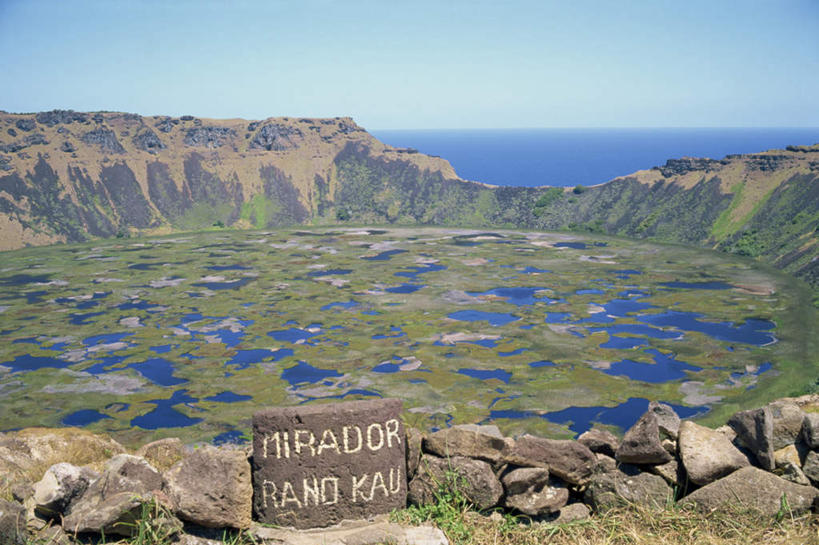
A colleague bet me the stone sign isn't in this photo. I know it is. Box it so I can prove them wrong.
[252,398,407,528]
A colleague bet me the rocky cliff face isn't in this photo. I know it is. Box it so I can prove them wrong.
[1,110,817,291]
[0,110,461,249]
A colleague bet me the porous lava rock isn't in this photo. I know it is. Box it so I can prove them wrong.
[504,435,595,486]
[578,428,619,458]
[424,424,506,464]
[408,454,502,510]
[502,468,567,515]
[584,465,672,512]
[164,445,252,529]
[252,398,406,529]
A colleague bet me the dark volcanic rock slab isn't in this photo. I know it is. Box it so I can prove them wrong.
[252,399,406,529]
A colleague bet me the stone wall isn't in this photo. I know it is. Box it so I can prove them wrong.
[3,394,819,544]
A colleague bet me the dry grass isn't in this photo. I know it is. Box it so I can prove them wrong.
[391,472,819,545]
[1,428,123,501]
[392,504,819,545]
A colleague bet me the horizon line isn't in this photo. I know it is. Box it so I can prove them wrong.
[370,125,819,132]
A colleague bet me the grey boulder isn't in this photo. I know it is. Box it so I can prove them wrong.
[63,493,149,537]
[648,401,681,440]
[504,478,568,516]
[549,502,591,524]
[501,467,550,496]
[408,454,502,510]
[577,428,619,458]
[683,466,818,516]
[163,445,252,529]
[504,435,595,486]
[33,462,98,520]
[647,458,685,487]
[801,450,819,486]
[615,411,673,465]
[768,401,805,450]
[62,454,164,536]
[801,412,819,449]
[678,421,749,486]
[728,407,775,470]
[584,465,672,512]
[502,468,567,515]
[424,424,506,464]
[0,499,26,545]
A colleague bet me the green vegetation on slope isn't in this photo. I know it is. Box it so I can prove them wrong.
[1,110,817,294]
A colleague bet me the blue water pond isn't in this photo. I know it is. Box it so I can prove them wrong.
[281,361,343,386]
[307,269,352,277]
[659,281,732,290]
[395,263,447,279]
[62,409,111,427]
[131,389,203,429]
[491,397,707,435]
[205,391,252,403]
[362,249,407,261]
[127,358,187,386]
[638,311,775,346]
[602,349,702,383]
[457,368,512,384]
[499,347,528,357]
[1,354,71,373]
[385,283,425,294]
[448,310,520,327]
[213,430,249,445]
[268,327,322,344]
[226,348,293,370]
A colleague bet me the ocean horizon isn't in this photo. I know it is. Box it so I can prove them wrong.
[372,128,819,187]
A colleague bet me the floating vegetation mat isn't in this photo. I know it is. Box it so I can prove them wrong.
[0,227,816,448]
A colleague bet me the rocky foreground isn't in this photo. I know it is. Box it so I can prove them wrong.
[4,394,819,544]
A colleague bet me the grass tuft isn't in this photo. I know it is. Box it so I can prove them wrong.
[395,496,819,545]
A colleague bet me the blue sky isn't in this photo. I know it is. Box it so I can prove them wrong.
[0,0,817,129]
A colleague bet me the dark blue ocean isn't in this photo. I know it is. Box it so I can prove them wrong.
[372,128,819,187]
